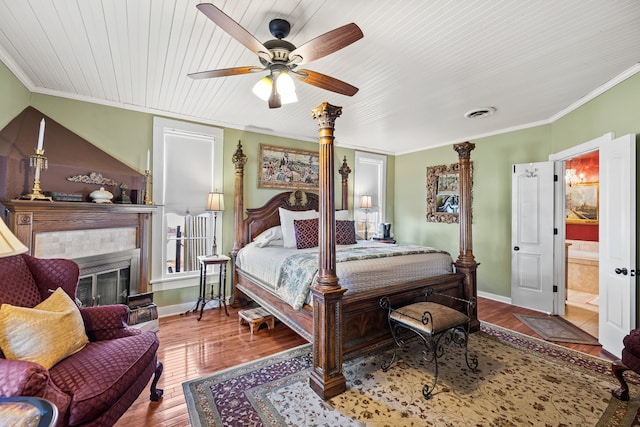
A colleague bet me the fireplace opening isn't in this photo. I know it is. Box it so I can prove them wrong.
[74,249,140,307]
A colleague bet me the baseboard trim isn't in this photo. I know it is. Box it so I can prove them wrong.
[478,291,511,305]
[157,299,229,318]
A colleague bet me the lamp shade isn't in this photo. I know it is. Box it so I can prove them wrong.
[0,217,28,258]
[276,72,297,104]
[252,76,273,101]
[360,195,372,209]
[206,192,224,212]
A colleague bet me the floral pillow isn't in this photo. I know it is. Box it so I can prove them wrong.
[294,218,319,249]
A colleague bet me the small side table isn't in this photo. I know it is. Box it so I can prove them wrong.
[192,254,230,321]
[0,396,58,427]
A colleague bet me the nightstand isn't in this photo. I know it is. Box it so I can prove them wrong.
[191,254,230,320]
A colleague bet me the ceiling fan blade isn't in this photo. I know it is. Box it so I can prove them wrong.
[188,66,263,79]
[289,23,363,65]
[294,69,359,96]
[196,3,273,61]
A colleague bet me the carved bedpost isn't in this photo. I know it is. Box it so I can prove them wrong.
[453,141,479,332]
[231,141,248,308]
[309,102,347,399]
[338,156,351,211]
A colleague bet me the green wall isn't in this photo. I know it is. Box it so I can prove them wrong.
[0,62,370,308]
[0,61,30,130]
[395,71,640,299]
[2,57,637,306]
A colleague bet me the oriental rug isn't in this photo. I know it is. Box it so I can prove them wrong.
[514,313,600,345]
[183,323,635,426]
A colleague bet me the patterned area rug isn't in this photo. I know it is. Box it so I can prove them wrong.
[183,323,636,426]
[514,313,600,345]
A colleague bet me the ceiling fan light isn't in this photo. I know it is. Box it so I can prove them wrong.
[252,76,273,101]
[276,72,297,104]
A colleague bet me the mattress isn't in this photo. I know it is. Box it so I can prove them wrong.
[236,240,454,309]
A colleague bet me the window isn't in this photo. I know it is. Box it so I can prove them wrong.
[150,118,223,289]
[354,151,387,239]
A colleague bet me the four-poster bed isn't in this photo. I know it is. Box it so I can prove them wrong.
[230,103,478,399]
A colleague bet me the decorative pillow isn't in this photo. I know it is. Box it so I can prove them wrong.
[253,226,283,247]
[0,287,89,369]
[336,220,357,245]
[294,218,319,249]
[279,208,318,248]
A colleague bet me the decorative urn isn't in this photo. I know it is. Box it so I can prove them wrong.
[90,187,113,203]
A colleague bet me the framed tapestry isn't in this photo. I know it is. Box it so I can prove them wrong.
[566,182,598,224]
[258,144,319,190]
[426,162,472,224]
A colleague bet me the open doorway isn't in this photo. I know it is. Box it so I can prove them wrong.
[562,151,599,338]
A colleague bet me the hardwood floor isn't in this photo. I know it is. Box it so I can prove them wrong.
[116,297,615,426]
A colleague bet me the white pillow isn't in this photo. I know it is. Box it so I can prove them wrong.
[335,210,349,220]
[279,208,318,248]
[253,226,283,247]
[314,210,350,220]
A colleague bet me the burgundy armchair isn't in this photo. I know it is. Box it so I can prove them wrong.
[0,254,162,426]
[612,329,640,401]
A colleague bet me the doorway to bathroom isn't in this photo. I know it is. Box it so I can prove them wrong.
[563,150,599,338]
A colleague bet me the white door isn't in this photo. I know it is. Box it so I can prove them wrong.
[599,134,636,358]
[511,162,555,312]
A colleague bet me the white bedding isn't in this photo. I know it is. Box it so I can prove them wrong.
[236,240,454,300]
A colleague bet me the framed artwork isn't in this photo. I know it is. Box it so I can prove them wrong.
[566,182,598,224]
[426,162,472,224]
[258,144,319,190]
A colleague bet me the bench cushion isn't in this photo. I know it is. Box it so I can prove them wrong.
[390,302,469,335]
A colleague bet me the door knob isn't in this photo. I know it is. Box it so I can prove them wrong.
[615,268,629,275]
[514,246,520,251]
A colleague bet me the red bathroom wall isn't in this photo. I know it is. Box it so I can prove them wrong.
[565,151,599,242]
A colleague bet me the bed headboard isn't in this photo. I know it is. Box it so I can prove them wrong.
[244,190,320,244]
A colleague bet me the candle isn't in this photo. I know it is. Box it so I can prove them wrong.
[146,149,150,171]
[36,118,45,151]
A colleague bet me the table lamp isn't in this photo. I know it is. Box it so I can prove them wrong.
[360,195,372,240]
[0,217,28,258]
[206,192,224,256]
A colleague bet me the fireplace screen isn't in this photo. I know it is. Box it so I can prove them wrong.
[75,249,140,307]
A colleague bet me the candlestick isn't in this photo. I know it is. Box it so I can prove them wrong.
[144,170,153,205]
[146,149,150,171]
[37,119,45,151]
[20,148,53,201]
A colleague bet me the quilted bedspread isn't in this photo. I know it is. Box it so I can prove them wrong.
[277,245,448,310]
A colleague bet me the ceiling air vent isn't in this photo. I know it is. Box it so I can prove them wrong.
[464,107,496,119]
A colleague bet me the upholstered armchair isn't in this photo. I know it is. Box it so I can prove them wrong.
[612,329,640,401]
[0,254,163,426]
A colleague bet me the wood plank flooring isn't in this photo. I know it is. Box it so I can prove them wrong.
[116,297,615,426]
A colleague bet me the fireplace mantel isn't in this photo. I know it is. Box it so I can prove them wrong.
[1,199,156,294]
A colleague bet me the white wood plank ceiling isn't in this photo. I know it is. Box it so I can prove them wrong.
[0,0,638,154]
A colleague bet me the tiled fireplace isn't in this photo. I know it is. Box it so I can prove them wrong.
[1,200,155,297]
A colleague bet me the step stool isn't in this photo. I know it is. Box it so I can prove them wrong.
[238,307,275,334]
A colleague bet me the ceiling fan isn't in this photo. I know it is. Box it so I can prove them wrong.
[188,3,363,109]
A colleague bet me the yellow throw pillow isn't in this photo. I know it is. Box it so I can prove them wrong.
[0,288,89,369]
